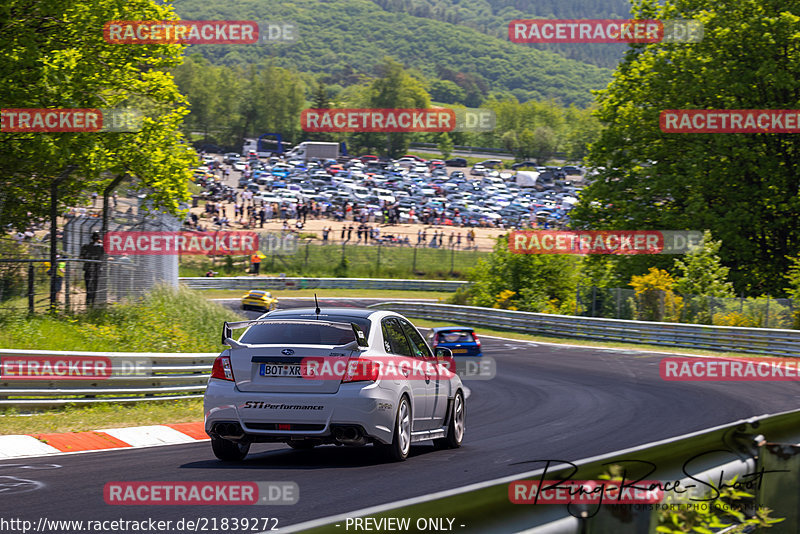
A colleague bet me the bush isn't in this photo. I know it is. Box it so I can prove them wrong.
[461,234,580,313]
[629,268,683,322]
[0,285,244,351]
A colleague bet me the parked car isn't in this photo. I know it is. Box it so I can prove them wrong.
[511,161,538,170]
[445,157,467,167]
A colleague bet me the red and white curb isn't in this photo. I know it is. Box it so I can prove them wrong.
[0,422,207,459]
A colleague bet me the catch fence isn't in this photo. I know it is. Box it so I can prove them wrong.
[0,206,181,312]
[575,286,794,329]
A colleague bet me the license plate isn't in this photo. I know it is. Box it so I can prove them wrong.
[453,349,468,354]
[260,363,302,377]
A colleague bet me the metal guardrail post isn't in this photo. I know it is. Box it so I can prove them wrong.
[27,263,34,314]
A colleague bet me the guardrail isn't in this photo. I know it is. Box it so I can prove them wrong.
[285,408,800,533]
[0,349,217,408]
[180,277,468,292]
[368,302,800,357]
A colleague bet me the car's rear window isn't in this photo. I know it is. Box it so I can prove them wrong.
[239,319,370,346]
[438,331,475,343]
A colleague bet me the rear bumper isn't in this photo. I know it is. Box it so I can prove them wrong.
[204,378,400,445]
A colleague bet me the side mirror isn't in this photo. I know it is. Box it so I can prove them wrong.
[435,347,454,364]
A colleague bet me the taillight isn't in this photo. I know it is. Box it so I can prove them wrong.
[211,355,235,381]
[342,358,380,383]
[473,333,481,347]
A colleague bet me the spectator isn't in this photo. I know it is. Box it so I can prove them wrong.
[79,232,105,307]
[250,253,262,275]
[46,255,66,299]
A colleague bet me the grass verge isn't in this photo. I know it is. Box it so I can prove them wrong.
[179,243,488,279]
[198,288,451,300]
[408,317,763,359]
[0,399,204,435]
[0,285,244,351]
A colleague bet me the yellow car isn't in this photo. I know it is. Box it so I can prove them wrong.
[241,290,278,312]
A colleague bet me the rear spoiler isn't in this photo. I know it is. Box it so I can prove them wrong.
[221,319,369,349]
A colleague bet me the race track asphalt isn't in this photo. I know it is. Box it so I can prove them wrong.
[4,298,799,532]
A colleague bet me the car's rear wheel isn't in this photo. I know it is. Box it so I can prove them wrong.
[211,436,250,461]
[434,391,465,449]
[379,395,411,461]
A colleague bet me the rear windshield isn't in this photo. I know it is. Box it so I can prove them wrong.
[437,331,475,343]
[239,319,370,346]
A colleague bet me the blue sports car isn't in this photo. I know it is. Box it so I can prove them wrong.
[427,327,482,357]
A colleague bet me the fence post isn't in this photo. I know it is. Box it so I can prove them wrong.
[591,286,597,317]
[412,244,418,273]
[765,297,770,328]
[376,242,381,275]
[27,263,34,314]
[616,288,621,319]
[304,241,310,267]
[64,261,71,312]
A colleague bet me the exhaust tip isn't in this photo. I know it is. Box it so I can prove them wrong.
[215,422,244,438]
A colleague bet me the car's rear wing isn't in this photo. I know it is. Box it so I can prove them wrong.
[221,319,369,349]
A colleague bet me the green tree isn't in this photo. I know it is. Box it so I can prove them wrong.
[355,57,431,158]
[234,61,306,145]
[530,126,558,163]
[785,256,800,328]
[673,231,735,298]
[429,79,466,104]
[462,235,580,313]
[572,0,800,296]
[0,0,197,230]
[172,55,223,144]
[311,80,332,109]
[437,132,454,159]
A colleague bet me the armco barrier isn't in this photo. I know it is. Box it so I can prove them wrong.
[180,276,468,292]
[283,408,800,533]
[368,302,800,357]
[0,349,217,408]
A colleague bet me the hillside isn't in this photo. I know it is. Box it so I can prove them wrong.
[172,0,614,106]
[373,0,632,68]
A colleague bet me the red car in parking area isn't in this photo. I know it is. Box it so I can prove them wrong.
[359,155,379,164]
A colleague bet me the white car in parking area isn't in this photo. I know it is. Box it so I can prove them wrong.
[204,308,465,462]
